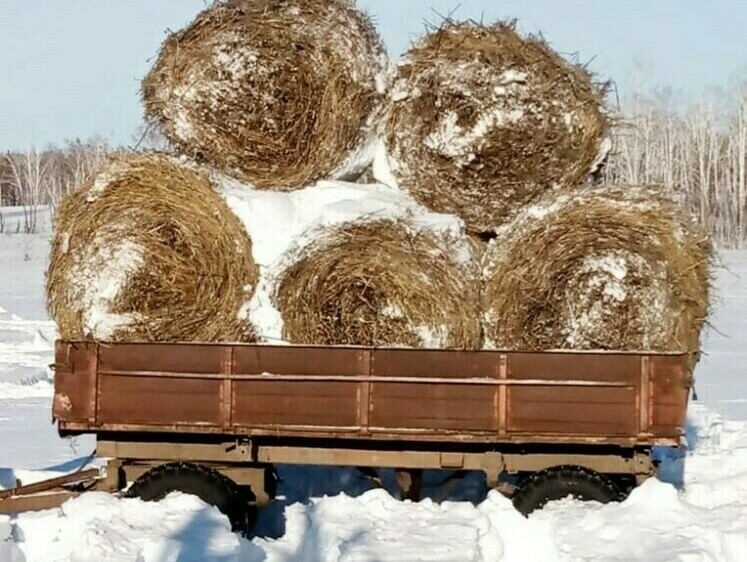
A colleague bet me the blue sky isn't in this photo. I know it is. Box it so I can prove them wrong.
[1,0,746,150]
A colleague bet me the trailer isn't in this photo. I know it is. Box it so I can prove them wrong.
[1,341,691,532]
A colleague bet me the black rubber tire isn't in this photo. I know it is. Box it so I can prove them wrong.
[512,465,622,516]
[126,462,252,533]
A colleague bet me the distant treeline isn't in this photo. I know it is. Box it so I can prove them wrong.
[0,139,110,233]
[0,138,110,209]
[601,88,747,249]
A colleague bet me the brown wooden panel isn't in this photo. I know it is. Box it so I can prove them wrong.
[98,343,226,374]
[509,385,637,435]
[233,380,359,427]
[509,352,640,383]
[370,382,495,431]
[372,349,498,378]
[511,385,637,405]
[235,346,368,377]
[53,342,97,422]
[54,341,690,446]
[97,374,222,425]
[651,355,689,435]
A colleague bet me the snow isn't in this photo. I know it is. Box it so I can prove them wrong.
[68,236,144,340]
[424,107,525,165]
[590,136,613,174]
[1,206,746,561]
[215,177,466,342]
[371,138,400,190]
[87,162,128,202]
[500,70,529,84]
[563,250,669,349]
[11,492,256,562]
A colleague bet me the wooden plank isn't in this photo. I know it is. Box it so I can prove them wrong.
[97,375,222,426]
[233,380,359,427]
[509,400,637,435]
[370,382,495,431]
[234,346,368,377]
[98,343,225,374]
[0,492,80,514]
[509,352,640,383]
[0,469,100,500]
[371,348,498,378]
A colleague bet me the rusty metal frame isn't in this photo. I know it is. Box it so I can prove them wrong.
[68,422,668,446]
[97,439,652,478]
[98,440,252,462]
[638,356,653,437]
[55,342,689,452]
[497,353,508,435]
[89,344,99,424]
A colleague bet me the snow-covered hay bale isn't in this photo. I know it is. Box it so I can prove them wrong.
[380,22,607,232]
[46,154,258,342]
[142,0,387,189]
[275,219,482,348]
[482,186,711,352]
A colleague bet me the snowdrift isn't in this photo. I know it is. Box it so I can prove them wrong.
[275,218,482,348]
[46,155,258,342]
[482,185,712,352]
[142,0,388,189]
[377,22,607,233]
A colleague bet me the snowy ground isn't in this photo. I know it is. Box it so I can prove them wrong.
[0,206,745,561]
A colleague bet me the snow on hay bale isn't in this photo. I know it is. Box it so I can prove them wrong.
[46,154,258,342]
[379,22,608,232]
[482,185,712,352]
[142,0,388,189]
[275,218,482,348]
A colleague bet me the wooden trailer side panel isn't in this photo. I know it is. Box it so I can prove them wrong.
[53,342,690,446]
[369,349,499,432]
[232,346,366,429]
[507,353,639,437]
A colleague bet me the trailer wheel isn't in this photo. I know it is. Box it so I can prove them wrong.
[512,465,621,516]
[126,462,254,533]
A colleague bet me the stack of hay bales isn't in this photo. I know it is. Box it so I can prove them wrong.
[46,3,711,356]
[46,0,481,349]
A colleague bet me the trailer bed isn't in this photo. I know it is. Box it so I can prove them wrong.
[52,342,690,448]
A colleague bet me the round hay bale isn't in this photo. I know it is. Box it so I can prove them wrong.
[275,219,482,348]
[380,22,608,232]
[142,0,388,189]
[46,154,258,342]
[482,185,712,352]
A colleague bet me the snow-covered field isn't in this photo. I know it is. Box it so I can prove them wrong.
[0,206,745,561]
